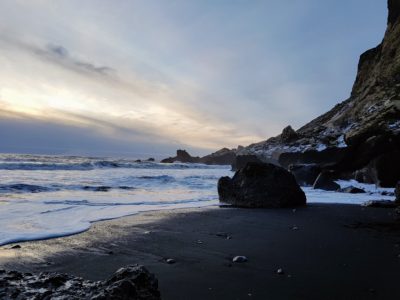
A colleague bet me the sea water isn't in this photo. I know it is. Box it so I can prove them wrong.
[0,153,394,246]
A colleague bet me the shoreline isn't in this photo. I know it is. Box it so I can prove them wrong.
[1,203,400,299]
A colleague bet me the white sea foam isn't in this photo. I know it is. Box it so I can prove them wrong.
[0,154,396,246]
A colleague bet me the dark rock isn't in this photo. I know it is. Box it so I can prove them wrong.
[231,155,263,171]
[200,148,236,165]
[279,147,349,169]
[146,158,155,162]
[135,159,142,163]
[354,168,376,184]
[276,268,285,275]
[165,258,176,264]
[218,162,306,208]
[280,126,299,143]
[0,265,160,300]
[388,0,400,25]
[313,171,340,191]
[362,200,398,208]
[369,150,400,187]
[232,256,248,263]
[161,149,200,163]
[396,181,400,203]
[10,245,21,249]
[288,164,322,186]
[338,186,366,194]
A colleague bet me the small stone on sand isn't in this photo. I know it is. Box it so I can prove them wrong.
[276,268,284,275]
[232,256,248,263]
[166,258,176,264]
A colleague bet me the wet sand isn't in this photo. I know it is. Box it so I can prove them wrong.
[1,204,400,300]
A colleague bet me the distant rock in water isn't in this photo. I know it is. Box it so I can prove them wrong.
[162,148,237,165]
[161,149,200,163]
[218,162,306,208]
[199,148,236,165]
[0,265,160,300]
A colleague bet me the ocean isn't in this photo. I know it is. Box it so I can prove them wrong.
[0,153,394,246]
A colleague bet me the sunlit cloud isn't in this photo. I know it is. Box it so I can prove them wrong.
[0,0,387,156]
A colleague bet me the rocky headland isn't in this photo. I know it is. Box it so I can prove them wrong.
[234,0,400,189]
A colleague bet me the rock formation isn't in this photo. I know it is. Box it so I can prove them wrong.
[235,1,400,188]
[218,162,306,208]
[199,148,236,165]
[161,149,200,163]
[0,265,160,300]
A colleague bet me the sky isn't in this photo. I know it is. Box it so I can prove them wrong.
[0,0,387,157]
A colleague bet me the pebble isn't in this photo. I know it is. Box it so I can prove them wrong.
[232,256,248,263]
[292,226,298,230]
[276,268,284,275]
[196,240,203,244]
[166,258,176,264]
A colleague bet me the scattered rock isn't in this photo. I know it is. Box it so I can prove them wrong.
[288,164,322,186]
[218,162,306,208]
[361,200,398,208]
[338,186,366,194]
[292,226,299,230]
[313,171,340,191]
[135,159,142,163]
[0,265,160,299]
[276,268,285,275]
[146,158,155,162]
[232,256,248,263]
[165,258,176,264]
[216,232,231,239]
[10,245,21,249]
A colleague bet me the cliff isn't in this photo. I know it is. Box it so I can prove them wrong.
[237,0,400,187]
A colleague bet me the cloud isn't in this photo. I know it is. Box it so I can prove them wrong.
[0,0,388,156]
[43,43,115,76]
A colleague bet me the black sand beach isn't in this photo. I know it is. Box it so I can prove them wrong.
[1,204,400,299]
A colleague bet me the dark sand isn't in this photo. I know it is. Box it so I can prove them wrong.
[1,204,400,299]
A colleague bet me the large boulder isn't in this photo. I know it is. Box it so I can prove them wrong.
[161,149,200,163]
[288,164,322,186]
[218,162,306,208]
[231,154,263,171]
[0,265,160,299]
[313,171,340,191]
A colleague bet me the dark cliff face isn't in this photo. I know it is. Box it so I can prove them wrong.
[388,0,400,26]
[273,0,400,144]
